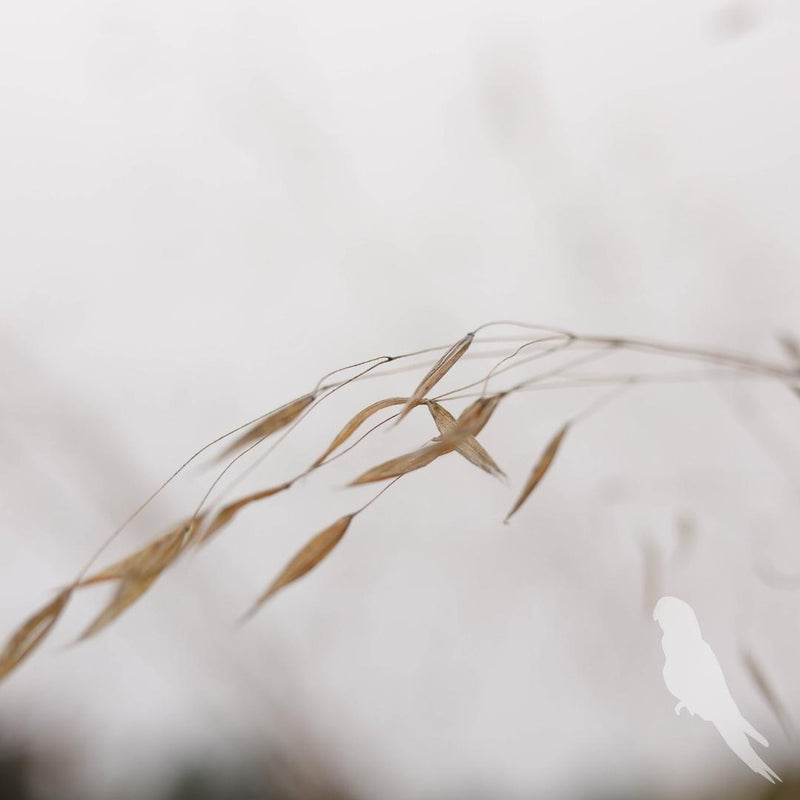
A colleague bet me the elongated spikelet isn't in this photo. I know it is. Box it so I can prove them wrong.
[246,514,354,614]
[396,333,473,424]
[79,518,201,586]
[453,394,504,437]
[78,573,163,641]
[312,397,409,467]
[0,589,71,681]
[199,482,292,545]
[505,424,569,522]
[77,518,201,640]
[426,401,504,478]
[349,439,455,485]
[217,393,315,461]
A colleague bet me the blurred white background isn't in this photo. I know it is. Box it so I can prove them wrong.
[2,0,800,797]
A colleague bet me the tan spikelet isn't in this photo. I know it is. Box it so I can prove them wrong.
[79,518,200,586]
[454,394,504,437]
[0,589,71,682]
[396,333,474,423]
[312,397,409,466]
[246,514,354,614]
[77,518,199,640]
[349,439,455,486]
[79,572,163,641]
[199,482,293,545]
[217,393,315,461]
[427,401,504,478]
[505,424,569,522]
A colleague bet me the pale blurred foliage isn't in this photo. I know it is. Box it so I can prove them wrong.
[2,0,800,797]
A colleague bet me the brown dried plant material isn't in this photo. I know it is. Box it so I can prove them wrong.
[349,439,456,486]
[217,393,316,461]
[199,482,293,545]
[247,514,354,614]
[6,320,800,684]
[312,397,409,467]
[79,573,163,641]
[77,518,200,640]
[396,333,474,424]
[79,518,201,586]
[426,401,504,478]
[454,394,504,437]
[505,424,569,522]
[0,589,71,682]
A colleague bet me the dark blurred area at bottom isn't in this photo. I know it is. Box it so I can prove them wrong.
[0,736,797,800]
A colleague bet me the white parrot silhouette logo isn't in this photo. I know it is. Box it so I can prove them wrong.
[653,596,781,783]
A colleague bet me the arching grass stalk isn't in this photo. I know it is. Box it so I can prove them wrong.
[1,321,796,682]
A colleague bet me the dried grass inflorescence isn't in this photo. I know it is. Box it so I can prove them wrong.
[1,321,797,683]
